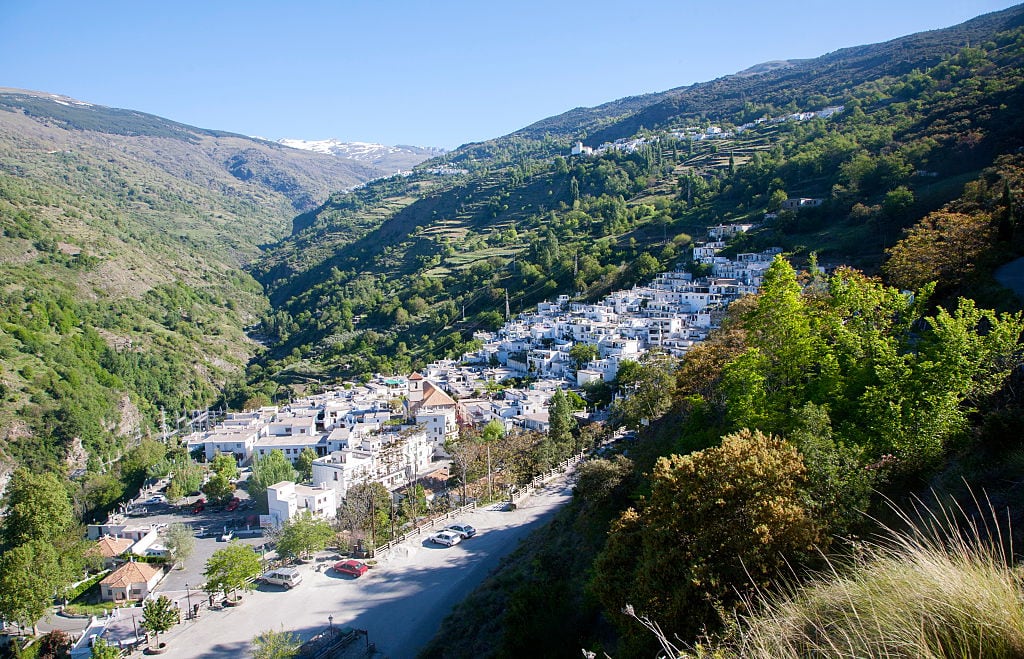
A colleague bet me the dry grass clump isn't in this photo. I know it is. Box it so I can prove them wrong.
[656,494,1024,658]
[739,496,1024,658]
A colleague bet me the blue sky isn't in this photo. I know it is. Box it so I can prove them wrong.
[1,1,1018,149]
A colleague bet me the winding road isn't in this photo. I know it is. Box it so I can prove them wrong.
[154,478,575,659]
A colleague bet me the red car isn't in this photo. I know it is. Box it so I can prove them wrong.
[333,559,369,578]
[226,497,240,512]
[191,498,206,514]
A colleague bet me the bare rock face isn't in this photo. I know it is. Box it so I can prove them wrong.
[0,420,29,499]
[0,461,13,503]
[65,437,89,474]
[116,394,144,439]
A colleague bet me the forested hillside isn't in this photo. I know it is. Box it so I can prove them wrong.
[422,148,1024,659]
[0,91,385,513]
[250,5,1024,395]
[0,7,1023,654]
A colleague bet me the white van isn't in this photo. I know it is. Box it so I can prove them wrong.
[261,567,302,589]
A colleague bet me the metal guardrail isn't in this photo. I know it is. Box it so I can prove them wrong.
[375,501,478,554]
[375,450,588,556]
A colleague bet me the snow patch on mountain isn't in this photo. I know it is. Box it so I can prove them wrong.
[276,138,445,162]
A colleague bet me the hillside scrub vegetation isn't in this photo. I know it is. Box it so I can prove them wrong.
[676,496,1024,659]
[250,22,1024,389]
[424,249,1024,655]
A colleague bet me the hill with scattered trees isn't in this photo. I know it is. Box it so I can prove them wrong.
[246,4,1024,397]
[0,6,1023,655]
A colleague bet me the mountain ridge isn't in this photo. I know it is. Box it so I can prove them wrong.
[275,137,446,170]
[249,2,1024,385]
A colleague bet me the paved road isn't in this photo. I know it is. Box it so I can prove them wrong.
[152,478,575,659]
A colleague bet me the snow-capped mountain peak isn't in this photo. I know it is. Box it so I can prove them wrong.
[276,138,445,165]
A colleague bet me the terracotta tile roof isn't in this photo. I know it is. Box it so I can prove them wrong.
[419,381,455,409]
[408,372,424,380]
[100,561,160,588]
[91,536,134,558]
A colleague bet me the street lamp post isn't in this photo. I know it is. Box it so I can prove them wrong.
[185,583,192,620]
[328,615,334,637]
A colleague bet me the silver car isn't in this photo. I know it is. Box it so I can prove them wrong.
[428,530,462,547]
[445,523,477,539]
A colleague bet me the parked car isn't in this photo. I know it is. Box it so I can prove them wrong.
[225,497,240,512]
[144,495,166,505]
[428,530,462,547]
[191,498,206,514]
[333,559,369,578]
[219,530,234,542]
[260,567,302,589]
[445,523,477,539]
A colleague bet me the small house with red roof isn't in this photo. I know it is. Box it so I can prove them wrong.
[99,561,163,602]
[88,536,134,569]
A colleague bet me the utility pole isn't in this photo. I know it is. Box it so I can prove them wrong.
[504,289,510,321]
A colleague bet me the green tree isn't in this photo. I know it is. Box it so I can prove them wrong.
[337,482,391,546]
[724,255,818,433]
[204,543,262,602]
[275,511,334,560]
[0,541,63,634]
[210,452,239,481]
[882,185,914,221]
[164,522,196,568]
[202,472,235,504]
[573,455,633,510]
[767,188,788,211]
[400,484,428,525]
[243,393,272,411]
[548,389,576,448]
[593,429,821,650]
[612,353,678,430]
[141,595,179,650]
[165,457,203,502]
[89,637,121,659]
[251,628,300,659]
[295,448,317,483]
[632,252,660,281]
[568,343,599,369]
[1,468,77,549]
[249,450,298,510]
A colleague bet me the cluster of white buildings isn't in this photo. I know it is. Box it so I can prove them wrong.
[571,105,846,157]
[181,377,464,525]
[465,232,781,386]
[181,224,783,527]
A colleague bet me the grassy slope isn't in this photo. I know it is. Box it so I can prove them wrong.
[0,97,388,476]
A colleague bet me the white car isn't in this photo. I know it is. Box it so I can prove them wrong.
[445,523,477,539]
[428,530,462,547]
[144,495,166,505]
[260,567,302,589]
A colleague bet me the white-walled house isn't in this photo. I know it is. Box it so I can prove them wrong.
[252,433,325,463]
[409,378,459,455]
[99,561,162,602]
[266,481,338,527]
[311,450,374,498]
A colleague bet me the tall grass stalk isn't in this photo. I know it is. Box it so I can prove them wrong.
[664,491,1024,658]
